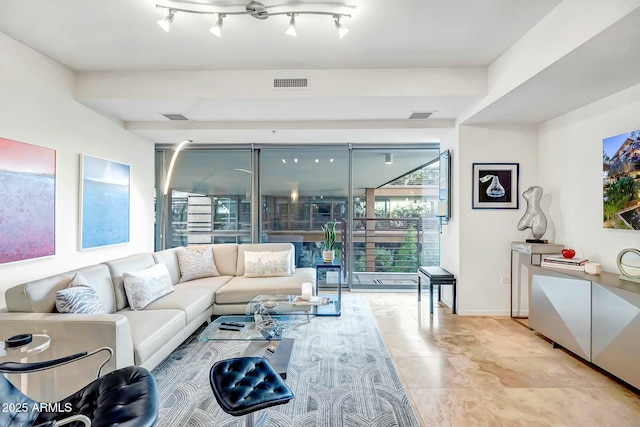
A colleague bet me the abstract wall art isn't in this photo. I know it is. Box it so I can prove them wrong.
[0,137,56,264]
[472,163,519,209]
[80,154,130,249]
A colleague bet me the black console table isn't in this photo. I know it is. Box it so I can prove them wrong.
[417,266,456,315]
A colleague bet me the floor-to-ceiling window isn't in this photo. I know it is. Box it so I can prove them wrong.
[156,144,441,290]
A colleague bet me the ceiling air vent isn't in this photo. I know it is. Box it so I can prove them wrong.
[408,112,433,120]
[161,113,191,121]
[273,78,309,89]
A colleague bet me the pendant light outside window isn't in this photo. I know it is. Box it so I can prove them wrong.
[285,14,297,37]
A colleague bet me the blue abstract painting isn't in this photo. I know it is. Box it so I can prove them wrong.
[80,154,130,249]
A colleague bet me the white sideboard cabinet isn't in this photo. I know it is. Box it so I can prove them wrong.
[530,266,640,389]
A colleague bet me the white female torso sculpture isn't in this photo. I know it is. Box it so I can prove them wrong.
[517,186,547,240]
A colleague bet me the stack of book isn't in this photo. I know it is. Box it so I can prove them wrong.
[541,255,588,271]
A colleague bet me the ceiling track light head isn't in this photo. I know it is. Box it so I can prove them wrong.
[157,8,175,32]
[285,13,297,37]
[334,15,349,39]
[210,13,224,37]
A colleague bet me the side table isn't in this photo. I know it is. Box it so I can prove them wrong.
[417,266,456,315]
[1,333,51,395]
[510,241,563,324]
[315,261,342,316]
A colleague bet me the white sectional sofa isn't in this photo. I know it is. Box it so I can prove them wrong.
[0,242,315,401]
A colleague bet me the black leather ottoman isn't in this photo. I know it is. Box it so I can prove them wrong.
[210,357,294,427]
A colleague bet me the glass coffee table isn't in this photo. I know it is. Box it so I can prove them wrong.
[199,315,296,342]
[245,294,340,317]
[198,314,300,378]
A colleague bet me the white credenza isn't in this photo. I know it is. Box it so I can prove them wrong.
[530,266,640,389]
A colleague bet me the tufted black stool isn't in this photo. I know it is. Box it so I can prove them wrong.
[210,356,294,427]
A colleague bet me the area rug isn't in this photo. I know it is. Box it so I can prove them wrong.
[152,294,420,427]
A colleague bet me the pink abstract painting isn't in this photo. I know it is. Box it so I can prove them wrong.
[0,137,56,264]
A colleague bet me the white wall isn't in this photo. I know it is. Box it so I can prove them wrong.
[456,124,539,315]
[539,82,640,272]
[0,33,155,308]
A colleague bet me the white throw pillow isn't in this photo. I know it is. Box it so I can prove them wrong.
[123,263,174,310]
[175,246,220,282]
[55,273,107,314]
[244,250,293,278]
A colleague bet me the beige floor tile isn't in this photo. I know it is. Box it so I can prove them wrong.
[394,356,475,389]
[362,292,640,427]
[409,388,503,427]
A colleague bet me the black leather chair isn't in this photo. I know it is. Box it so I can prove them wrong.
[0,347,158,427]
[210,356,294,427]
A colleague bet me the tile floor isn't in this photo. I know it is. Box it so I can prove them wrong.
[363,292,640,427]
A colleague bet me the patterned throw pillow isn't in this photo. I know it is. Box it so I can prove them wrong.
[55,273,107,314]
[244,250,293,278]
[175,246,220,282]
[123,263,174,310]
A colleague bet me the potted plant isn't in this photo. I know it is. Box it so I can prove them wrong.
[321,220,337,262]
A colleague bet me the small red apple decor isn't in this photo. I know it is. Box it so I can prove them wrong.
[561,248,576,259]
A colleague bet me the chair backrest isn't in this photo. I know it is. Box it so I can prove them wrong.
[0,375,39,427]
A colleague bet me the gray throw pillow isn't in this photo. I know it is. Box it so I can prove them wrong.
[175,246,220,282]
[123,263,174,310]
[55,273,107,314]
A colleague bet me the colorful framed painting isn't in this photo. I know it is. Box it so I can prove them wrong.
[603,129,640,230]
[472,163,519,209]
[80,154,130,249]
[0,137,56,264]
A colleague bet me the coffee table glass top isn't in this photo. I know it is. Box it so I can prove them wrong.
[246,294,339,317]
[199,315,295,342]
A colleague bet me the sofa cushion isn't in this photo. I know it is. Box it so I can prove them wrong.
[236,243,295,276]
[175,246,220,282]
[143,288,214,324]
[243,250,292,278]
[175,275,234,299]
[55,274,107,314]
[119,309,186,366]
[152,248,181,285]
[211,244,239,277]
[215,268,316,304]
[106,254,156,311]
[123,263,175,310]
[5,264,116,314]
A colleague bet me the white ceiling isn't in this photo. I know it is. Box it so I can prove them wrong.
[3,0,639,145]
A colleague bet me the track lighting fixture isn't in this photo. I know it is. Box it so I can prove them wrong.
[155,1,351,39]
[157,9,175,32]
[285,14,297,37]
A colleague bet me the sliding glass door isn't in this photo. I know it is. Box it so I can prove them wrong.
[259,146,349,268]
[350,147,440,289]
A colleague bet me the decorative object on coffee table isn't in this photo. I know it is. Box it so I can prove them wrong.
[321,220,337,262]
[517,186,548,243]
